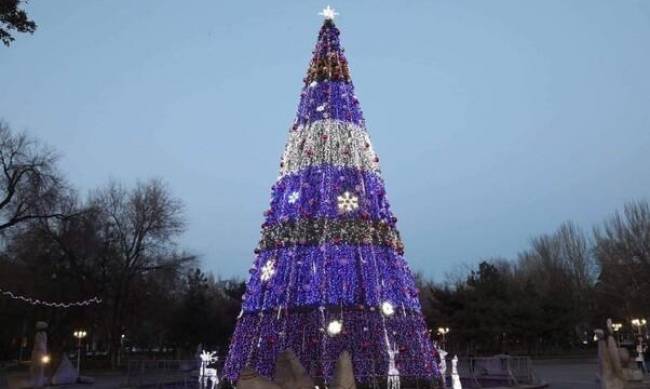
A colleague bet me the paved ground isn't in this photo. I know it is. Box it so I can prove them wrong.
[534,358,600,389]
[534,358,650,389]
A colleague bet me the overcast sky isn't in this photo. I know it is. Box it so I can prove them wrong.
[1,1,649,280]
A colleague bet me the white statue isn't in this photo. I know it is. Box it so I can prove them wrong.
[437,347,448,378]
[199,350,219,389]
[595,319,625,389]
[635,336,648,374]
[451,355,462,389]
[387,343,400,389]
[30,322,48,388]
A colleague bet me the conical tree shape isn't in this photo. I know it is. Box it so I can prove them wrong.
[224,17,439,384]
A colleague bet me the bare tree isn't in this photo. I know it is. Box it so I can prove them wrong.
[89,179,193,365]
[0,122,64,232]
[594,200,650,319]
[514,222,595,348]
[517,222,595,291]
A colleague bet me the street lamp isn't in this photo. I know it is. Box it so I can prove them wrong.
[118,334,126,366]
[73,330,87,373]
[437,327,451,349]
[631,318,647,336]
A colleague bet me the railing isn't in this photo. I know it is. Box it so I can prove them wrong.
[126,357,442,389]
[125,355,542,388]
[455,355,542,387]
[126,359,205,388]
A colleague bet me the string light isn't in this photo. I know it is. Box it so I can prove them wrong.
[0,288,102,308]
[327,320,343,336]
[381,301,395,317]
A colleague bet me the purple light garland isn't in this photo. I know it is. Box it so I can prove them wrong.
[224,309,438,382]
[295,81,365,127]
[242,244,420,312]
[265,165,392,225]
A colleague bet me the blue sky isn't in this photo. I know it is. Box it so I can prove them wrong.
[1,1,649,280]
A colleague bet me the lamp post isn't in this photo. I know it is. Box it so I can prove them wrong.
[612,322,623,345]
[437,327,451,349]
[632,318,647,336]
[73,330,87,373]
[118,334,126,367]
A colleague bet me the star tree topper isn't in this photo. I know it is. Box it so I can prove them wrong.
[319,5,339,20]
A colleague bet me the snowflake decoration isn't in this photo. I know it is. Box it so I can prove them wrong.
[337,191,359,213]
[260,259,276,282]
[288,191,300,204]
[200,350,218,364]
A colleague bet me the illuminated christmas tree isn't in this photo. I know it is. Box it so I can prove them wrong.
[224,7,439,385]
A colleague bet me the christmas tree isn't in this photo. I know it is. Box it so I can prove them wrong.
[224,8,439,384]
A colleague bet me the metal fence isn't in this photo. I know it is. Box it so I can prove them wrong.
[125,357,442,389]
[125,355,541,389]
[455,355,542,388]
[126,359,202,388]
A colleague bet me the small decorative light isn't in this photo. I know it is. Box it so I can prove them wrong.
[316,104,326,112]
[41,355,51,365]
[381,301,395,316]
[337,191,359,212]
[319,5,339,20]
[288,191,300,204]
[260,259,276,282]
[327,320,343,336]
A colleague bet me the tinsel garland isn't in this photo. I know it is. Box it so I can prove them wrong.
[303,19,352,85]
[279,120,380,178]
[257,218,403,254]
